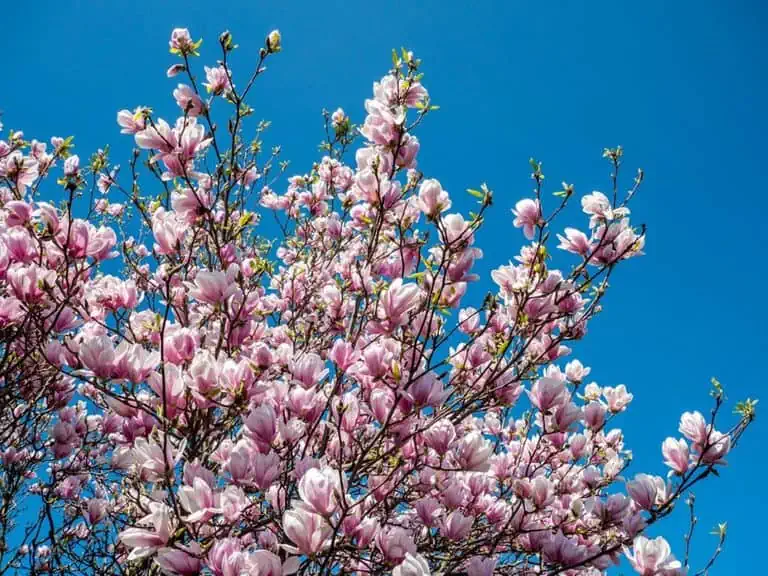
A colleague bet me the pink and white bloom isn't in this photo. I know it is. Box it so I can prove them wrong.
[625,535,683,576]
[298,467,341,516]
[393,553,431,576]
[204,65,232,95]
[118,502,175,560]
[378,278,421,329]
[173,84,203,116]
[186,270,239,305]
[155,543,201,575]
[512,198,541,239]
[418,178,451,217]
[282,508,331,556]
[662,437,690,475]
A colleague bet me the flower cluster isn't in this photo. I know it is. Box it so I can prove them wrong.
[0,27,754,576]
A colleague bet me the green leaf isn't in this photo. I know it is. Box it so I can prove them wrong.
[466,188,484,199]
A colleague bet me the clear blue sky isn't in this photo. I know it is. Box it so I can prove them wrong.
[3,1,765,573]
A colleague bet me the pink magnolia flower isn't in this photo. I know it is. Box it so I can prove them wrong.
[135,118,175,153]
[132,436,185,483]
[118,502,175,560]
[423,419,456,455]
[414,497,442,527]
[117,108,146,134]
[700,429,730,464]
[409,371,449,408]
[164,326,199,365]
[418,178,451,217]
[186,270,239,305]
[172,186,212,223]
[376,526,416,563]
[565,359,591,383]
[79,335,116,379]
[167,63,186,77]
[170,28,196,54]
[152,208,184,255]
[173,84,203,116]
[331,107,346,127]
[441,510,474,540]
[298,467,341,516]
[456,431,493,471]
[557,227,593,256]
[604,384,633,412]
[290,352,329,389]
[204,65,232,95]
[458,307,480,334]
[189,349,220,404]
[244,404,277,449]
[531,476,554,508]
[661,437,689,475]
[528,376,567,413]
[625,535,683,576]
[207,538,244,576]
[393,553,431,576]
[679,411,708,446]
[282,508,331,556]
[467,556,497,576]
[4,200,33,227]
[155,543,201,576]
[581,190,628,225]
[512,198,541,240]
[34,202,61,232]
[173,117,212,167]
[63,154,80,176]
[0,151,39,192]
[360,99,402,146]
[329,339,358,371]
[379,278,420,329]
[626,473,658,510]
[148,364,187,418]
[86,499,107,525]
[252,451,281,489]
[370,387,395,424]
[395,133,419,167]
[584,401,606,430]
[178,476,220,523]
[219,485,248,523]
[441,213,473,245]
[244,549,300,576]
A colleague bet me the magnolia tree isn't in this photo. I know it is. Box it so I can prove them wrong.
[0,27,756,576]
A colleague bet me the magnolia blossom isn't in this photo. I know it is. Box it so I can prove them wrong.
[298,467,340,516]
[282,508,331,555]
[662,437,690,474]
[626,535,683,575]
[204,65,232,94]
[119,503,175,560]
[418,178,451,217]
[512,198,541,239]
[186,270,239,305]
[393,553,431,576]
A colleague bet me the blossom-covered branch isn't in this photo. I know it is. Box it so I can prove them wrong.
[0,27,756,576]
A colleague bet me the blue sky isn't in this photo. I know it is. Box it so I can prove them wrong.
[2,1,765,573]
